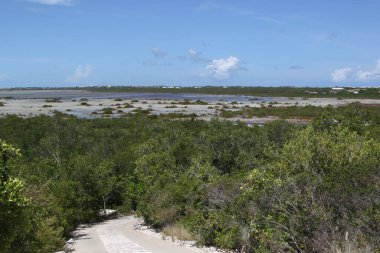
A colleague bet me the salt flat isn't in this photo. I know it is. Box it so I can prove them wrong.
[1,90,379,124]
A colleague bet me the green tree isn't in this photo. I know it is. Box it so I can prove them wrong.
[0,140,31,252]
[94,161,117,214]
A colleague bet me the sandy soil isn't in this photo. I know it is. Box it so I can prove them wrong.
[69,215,229,253]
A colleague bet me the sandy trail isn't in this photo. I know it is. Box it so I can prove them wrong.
[71,216,212,253]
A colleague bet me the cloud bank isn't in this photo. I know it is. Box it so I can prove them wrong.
[332,60,380,83]
[67,64,92,82]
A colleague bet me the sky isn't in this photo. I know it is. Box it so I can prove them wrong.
[0,0,380,87]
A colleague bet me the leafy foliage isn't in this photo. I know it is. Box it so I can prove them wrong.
[0,108,378,252]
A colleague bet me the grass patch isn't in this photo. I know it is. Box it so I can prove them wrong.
[163,224,194,242]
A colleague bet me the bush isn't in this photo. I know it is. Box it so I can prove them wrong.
[102,108,113,114]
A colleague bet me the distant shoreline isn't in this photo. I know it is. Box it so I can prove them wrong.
[0,86,379,99]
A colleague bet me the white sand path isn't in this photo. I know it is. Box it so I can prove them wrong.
[71,216,219,253]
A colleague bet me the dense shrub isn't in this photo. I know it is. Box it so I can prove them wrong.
[0,108,378,252]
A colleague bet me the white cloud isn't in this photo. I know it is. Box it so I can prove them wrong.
[356,60,380,81]
[206,56,240,80]
[188,48,198,57]
[331,68,352,82]
[67,64,93,82]
[186,48,209,63]
[332,59,380,83]
[151,48,167,59]
[28,0,73,5]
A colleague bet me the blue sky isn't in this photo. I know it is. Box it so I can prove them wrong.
[0,0,380,87]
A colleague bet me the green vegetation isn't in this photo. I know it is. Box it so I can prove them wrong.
[123,102,133,108]
[220,103,380,137]
[101,107,113,114]
[0,104,379,252]
[131,108,152,115]
[160,113,197,119]
[0,140,31,252]
[178,99,209,105]
[0,102,4,106]
[9,86,379,98]
[81,86,380,99]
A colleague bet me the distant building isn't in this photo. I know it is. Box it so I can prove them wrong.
[347,89,361,94]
